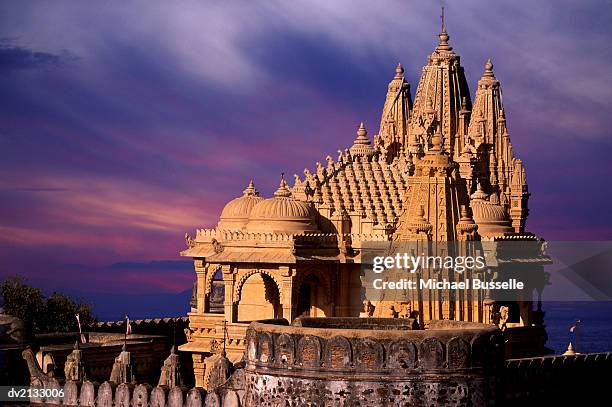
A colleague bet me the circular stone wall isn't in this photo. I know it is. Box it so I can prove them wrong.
[243,317,503,406]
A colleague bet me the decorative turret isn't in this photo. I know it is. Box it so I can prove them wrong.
[350,122,376,158]
[158,346,182,387]
[409,8,471,158]
[64,341,87,382]
[109,343,136,384]
[376,63,412,162]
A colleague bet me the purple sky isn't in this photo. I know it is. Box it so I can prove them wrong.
[1,1,611,314]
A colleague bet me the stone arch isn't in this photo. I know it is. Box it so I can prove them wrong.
[293,268,332,303]
[293,268,333,318]
[234,269,283,302]
[205,264,222,295]
[235,270,282,322]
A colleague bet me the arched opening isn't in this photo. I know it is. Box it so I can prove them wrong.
[208,268,225,314]
[296,274,328,318]
[237,273,282,322]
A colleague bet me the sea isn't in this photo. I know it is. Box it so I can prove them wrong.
[543,301,612,354]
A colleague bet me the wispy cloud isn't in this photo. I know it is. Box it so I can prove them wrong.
[0,0,611,303]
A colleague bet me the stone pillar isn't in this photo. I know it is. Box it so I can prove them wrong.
[194,260,206,313]
[222,265,235,322]
[192,353,206,389]
[279,266,295,322]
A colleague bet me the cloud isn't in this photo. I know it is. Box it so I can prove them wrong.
[0,42,76,72]
[0,0,611,301]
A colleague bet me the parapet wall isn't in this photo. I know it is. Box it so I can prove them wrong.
[242,318,504,406]
[504,351,612,405]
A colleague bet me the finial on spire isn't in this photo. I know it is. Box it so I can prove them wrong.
[436,6,452,51]
[441,6,446,33]
[243,179,259,196]
[483,58,495,78]
[395,63,404,78]
[358,122,367,137]
[274,175,292,197]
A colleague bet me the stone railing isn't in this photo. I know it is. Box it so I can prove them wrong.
[28,380,212,406]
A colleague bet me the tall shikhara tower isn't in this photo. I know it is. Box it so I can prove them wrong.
[181,15,547,386]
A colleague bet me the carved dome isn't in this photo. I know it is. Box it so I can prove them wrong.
[246,179,318,233]
[470,184,513,237]
[218,180,264,230]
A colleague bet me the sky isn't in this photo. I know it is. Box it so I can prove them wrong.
[0,1,611,319]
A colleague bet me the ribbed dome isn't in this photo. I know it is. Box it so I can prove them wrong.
[470,198,513,238]
[246,179,318,233]
[218,180,264,230]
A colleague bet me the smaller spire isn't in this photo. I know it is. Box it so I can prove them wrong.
[350,122,375,157]
[273,177,292,198]
[242,180,259,197]
[483,58,495,78]
[395,63,404,79]
[471,180,489,201]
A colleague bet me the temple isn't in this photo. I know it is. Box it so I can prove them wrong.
[180,19,546,387]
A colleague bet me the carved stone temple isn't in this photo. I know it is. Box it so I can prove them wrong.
[181,20,548,387]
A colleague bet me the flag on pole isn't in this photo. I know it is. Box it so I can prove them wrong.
[569,320,580,333]
[75,314,86,343]
[125,315,132,336]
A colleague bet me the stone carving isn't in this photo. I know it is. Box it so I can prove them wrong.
[297,335,321,368]
[158,346,182,387]
[256,332,274,363]
[109,344,136,384]
[275,333,295,365]
[447,337,470,369]
[22,348,59,388]
[64,341,87,382]
[184,233,195,248]
[388,339,417,369]
[354,338,383,369]
[419,338,444,369]
[360,300,375,317]
[208,351,232,390]
[325,336,352,369]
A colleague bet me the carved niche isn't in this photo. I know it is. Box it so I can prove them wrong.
[245,329,257,363]
[275,334,295,365]
[470,335,487,368]
[447,337,470,369]
[324,336,352,369]
[419,337,445,369]
[257,332,274,364]
[297,335,321,368]
[354,338,384,370]
[388,339,417,369]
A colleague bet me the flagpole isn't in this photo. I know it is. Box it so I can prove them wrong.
[575,323,579,353]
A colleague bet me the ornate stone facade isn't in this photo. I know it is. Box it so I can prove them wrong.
[181,18,547,387]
